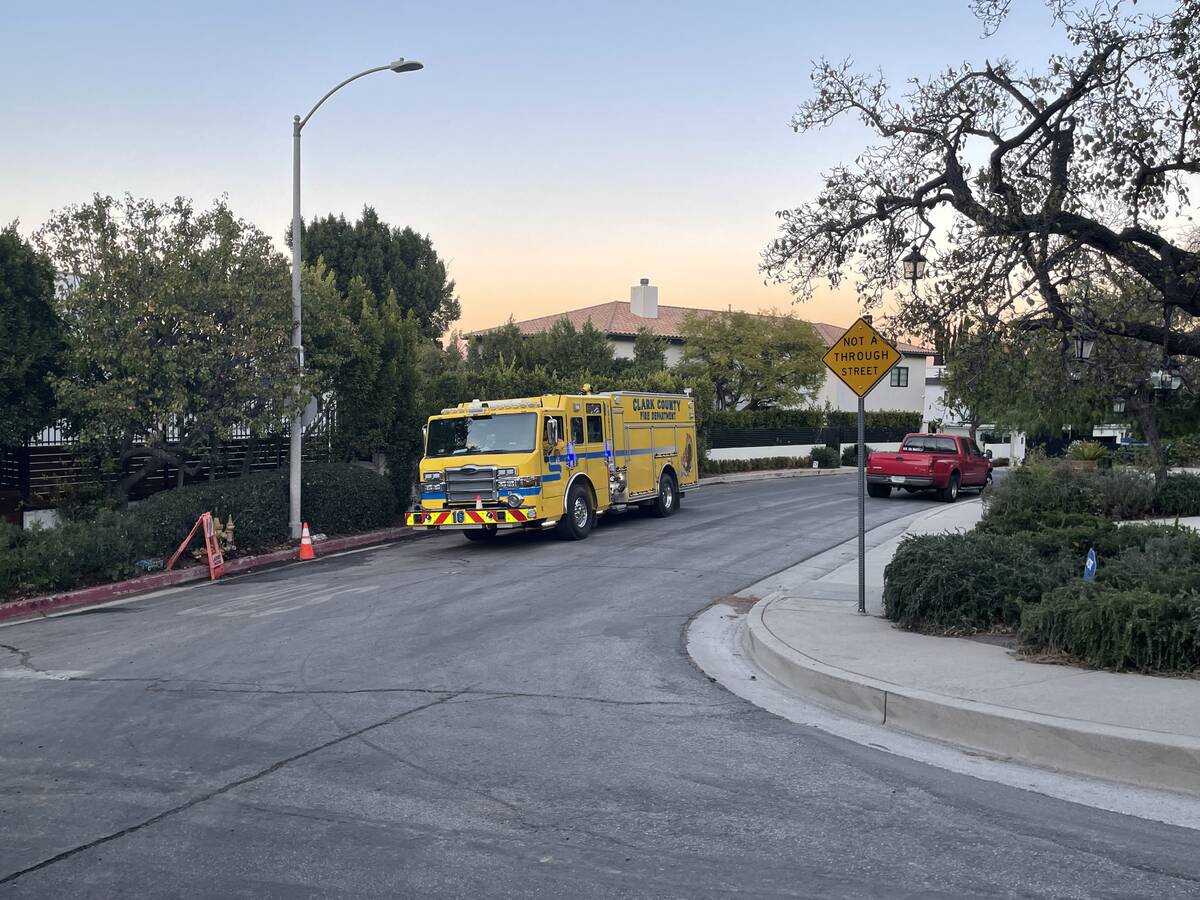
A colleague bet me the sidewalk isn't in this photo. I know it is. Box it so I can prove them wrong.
[742,499,1200,796]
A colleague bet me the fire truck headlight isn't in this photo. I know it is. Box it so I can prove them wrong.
[498,475,541,490]
[506,493,523,508]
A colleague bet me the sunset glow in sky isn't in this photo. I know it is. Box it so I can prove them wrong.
[2,1,1068,335]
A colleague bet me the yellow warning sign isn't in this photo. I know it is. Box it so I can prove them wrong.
[822,318,903,397]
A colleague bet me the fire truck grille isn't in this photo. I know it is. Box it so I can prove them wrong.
[445,466,498,504]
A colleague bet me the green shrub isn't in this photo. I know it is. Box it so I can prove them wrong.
[705,408,921,433]
[1086,470,1156,520]
[700,455,811,475]
[841,444,873,466]
[883,532,1069,632]
[1096,528,1200,595]
[11,511,151,595]
[810,446,841,469]
[0,522,30,596]
[1066,441,1109,461]
[1153,473,1200,517]
[983,464,1090,519]
[302,463,398,535]
[1167,434,1200,467]
[983,464,1158,521]
[1020,583,1200,673]
[978,511,1183,563]
[0,463,399,602]
[134,470,289,558]
[707,408,824,430]
[826,410,922,431]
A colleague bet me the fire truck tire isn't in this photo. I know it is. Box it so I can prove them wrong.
[463,525,498,542]
[557,483,595,540]
[652,471,679,517]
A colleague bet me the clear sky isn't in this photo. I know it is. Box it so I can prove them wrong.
[1,0,1070,334]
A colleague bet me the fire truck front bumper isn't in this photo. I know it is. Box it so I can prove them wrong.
[406,508,538,529]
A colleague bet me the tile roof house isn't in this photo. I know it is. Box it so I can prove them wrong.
[468,279,931,413]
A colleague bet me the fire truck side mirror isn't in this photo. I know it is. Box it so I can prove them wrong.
[544,417,559,451]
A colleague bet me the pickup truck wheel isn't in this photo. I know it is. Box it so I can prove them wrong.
[939,473,960,503]
[866,483,891,498]
[653,472,679,517]
[556,483,595,540]
[463,525,498,542]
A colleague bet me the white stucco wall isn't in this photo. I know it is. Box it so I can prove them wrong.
[608,337,685,368]
[813,354,928,414]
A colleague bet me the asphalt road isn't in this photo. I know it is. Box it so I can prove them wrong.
[1,474,1197,899]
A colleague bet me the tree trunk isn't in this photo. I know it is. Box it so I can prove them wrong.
[1130,391,1168,482]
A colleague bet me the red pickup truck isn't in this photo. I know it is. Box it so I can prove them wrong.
[866,433,992,502]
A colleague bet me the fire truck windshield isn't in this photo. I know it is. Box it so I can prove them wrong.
[426,412,537,457]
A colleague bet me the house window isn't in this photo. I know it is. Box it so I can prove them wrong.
[890,366,909,388]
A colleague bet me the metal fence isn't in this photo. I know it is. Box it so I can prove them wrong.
[1,413,337,523]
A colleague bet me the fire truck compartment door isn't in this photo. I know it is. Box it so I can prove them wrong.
[625,426,654,495]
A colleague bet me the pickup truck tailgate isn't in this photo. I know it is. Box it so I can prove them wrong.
[868,451,938,478]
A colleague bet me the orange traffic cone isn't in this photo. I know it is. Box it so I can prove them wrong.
[299,522,315,560]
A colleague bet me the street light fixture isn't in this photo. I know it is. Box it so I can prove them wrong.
[289,58,423,540]
[900,244,927,287]
[1072,333,1096,361]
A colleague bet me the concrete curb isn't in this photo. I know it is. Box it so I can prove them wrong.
[698,467,851,487]
[0,525,425,626]
[744,600,1200,796]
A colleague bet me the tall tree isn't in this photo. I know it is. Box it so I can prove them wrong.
[466,319,527,369]
[524,319,615,380]
[300,206,460,337]
[302,262,423,498]
[678,309,825,410]
[37,195,300,501]
[764,0,1200,361]
[631,326,668,374]
[0,224,62,446]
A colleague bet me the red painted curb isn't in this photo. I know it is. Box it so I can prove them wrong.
[0,525,422,626]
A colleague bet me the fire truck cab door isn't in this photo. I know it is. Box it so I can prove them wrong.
[582,402,610,507]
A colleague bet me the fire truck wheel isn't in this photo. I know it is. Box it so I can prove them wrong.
[557,483,595,540]
[463,525,498,542]
[652,471,679,517]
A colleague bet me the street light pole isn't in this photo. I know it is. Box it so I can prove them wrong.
[290,116,304,541]
[288,58,424,541]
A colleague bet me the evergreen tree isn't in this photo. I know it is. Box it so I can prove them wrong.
[0,225,61,445]
[300,206,459,338]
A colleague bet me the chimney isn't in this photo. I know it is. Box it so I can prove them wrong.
[630,277,658,319]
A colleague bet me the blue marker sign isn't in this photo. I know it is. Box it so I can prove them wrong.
[604,438,613,463]
[565,441,577,470]
[1083,547,1097,581]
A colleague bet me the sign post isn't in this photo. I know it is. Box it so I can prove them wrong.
[821,317,903,615]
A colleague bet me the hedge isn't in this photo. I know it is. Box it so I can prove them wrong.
[841,444,874,466]
[883,532,1069,632]
[983,463,1200,521]
[701,455,813,475]
[0,463,398,601]
[705,408,921,432]
[1152,472,1200,517]
[1020,583,1200,673]
[810,446,841,469]
[826,410,922,432]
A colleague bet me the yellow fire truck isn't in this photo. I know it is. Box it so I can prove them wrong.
[405,388,699,541]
